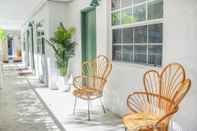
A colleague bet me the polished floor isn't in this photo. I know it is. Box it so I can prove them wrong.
[0,64,60,131]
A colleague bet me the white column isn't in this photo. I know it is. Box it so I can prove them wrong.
[0,43,4,89]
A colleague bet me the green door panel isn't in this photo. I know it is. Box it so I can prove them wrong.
[81,7,96,62]
[81,7,97,76]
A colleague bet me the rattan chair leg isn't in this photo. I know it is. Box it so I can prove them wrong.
[99,98,106,113]
[73,96,77,115]
[88,100,91,121]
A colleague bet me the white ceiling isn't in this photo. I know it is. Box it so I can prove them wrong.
[0,0,44,30]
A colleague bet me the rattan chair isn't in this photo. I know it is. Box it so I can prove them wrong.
[123,63,191,131]
[72,55,112,120]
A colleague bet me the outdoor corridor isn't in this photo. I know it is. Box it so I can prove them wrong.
[1,0,197,130]
[0,64,123,131]
[0,64,60,131]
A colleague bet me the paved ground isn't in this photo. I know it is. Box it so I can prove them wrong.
[28,74,124,131]
[33,87,124,131]
[26,68,184,131]
[0,64,184,131]
[0,64,60,131]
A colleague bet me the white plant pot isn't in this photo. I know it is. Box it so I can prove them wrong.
[56,75,70,92]
[55,59,74,92]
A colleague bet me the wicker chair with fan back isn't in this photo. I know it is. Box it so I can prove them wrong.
[72,55,112,120]
[123,63,191,131]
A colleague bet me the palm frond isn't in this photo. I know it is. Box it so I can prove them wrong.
[47,22,77,76]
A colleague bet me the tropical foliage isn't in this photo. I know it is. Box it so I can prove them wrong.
[90,0,101,7]
[112,12,137,25]
[49,23,77,76]
[0,28,6,42]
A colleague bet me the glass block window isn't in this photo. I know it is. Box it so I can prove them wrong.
[111,0,163,66]
[121,8,133,24]
[133,4,146,22]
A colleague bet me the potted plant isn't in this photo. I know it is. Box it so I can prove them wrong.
[48,23,77,91]
[0,28,6,89]
[0,28,6,42]
[0,28,6,59]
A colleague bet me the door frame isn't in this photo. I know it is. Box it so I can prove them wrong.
[81,7,97,62]
[30,25,35,70]
[7,36,13,57]
[26,30,30,66]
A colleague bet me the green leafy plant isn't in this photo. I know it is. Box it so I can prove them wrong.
[121,12,136,24]
[112,12,137,25]
[0,28,6,42]
[49,23,77,76]
[90,0,101,7]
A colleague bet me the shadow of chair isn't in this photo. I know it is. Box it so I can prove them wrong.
[123,63,191,131]
[72,55,112,120]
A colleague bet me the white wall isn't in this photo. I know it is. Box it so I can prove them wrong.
[63,0,152,117]
[47,1,69,89]
[48,1,68,37]
[65,0,197,130]
[23,0,197,130]
[62,0,91,76]
[164,0,197,130]
[104,0,197,130]
[64,0,109,77]
[22,2,49,78]
[22,1,69,89]
[62,0,146,122]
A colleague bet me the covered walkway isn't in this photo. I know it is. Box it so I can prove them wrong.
[0,64,60,131]
[0,0,197,130]
[0,64,123,131]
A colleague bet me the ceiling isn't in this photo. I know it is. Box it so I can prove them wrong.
[0,0,44,30]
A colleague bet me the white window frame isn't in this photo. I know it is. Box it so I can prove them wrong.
[110,0,164,67]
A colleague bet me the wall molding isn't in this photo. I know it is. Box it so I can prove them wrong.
[23,0,73,27]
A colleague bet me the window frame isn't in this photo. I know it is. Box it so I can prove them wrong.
[110,0,164,67]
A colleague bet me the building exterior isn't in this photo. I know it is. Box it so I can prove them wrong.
[21,0,197,130]
[1,30,22,62]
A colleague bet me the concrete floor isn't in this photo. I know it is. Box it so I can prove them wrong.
[0,64,183,131]
[28,76,124,131]
[0,64,60,131]
[0,64,123,131]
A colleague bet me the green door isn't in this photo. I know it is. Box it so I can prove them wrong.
[81,7,96,62]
